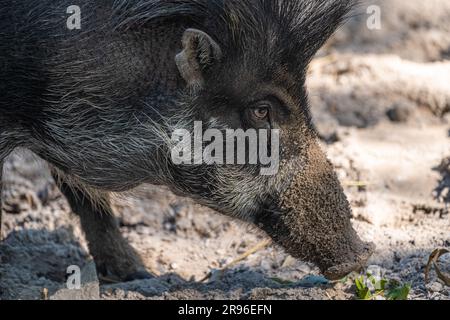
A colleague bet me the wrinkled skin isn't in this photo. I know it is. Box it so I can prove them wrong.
[0,0,373,281]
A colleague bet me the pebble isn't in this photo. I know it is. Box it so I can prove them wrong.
[260,260,272,270]
[297,264,311,274]
[427,282,443,293]
[281,256,297,268]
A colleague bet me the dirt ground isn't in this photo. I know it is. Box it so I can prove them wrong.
[1,0,449,300]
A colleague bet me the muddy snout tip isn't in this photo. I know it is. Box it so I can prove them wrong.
[323,241,376,281]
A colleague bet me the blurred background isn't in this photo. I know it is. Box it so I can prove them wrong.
[1,0,449,300]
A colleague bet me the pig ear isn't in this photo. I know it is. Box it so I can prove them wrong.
[175,28,223,88]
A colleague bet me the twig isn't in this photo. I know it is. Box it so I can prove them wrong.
[342,181,371,187]
[425,248,450,286]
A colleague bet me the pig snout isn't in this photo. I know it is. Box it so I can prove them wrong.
[322,239,375,280]
[259,140,374,280]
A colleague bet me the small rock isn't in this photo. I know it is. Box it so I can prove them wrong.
[260,260,272,270]
[427,282,444,293]
[297,264,311,274]
[281,256,297,268]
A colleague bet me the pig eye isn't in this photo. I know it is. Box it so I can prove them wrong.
[252,107,269,120]
[244,98,279,128]
[249,104,270,121]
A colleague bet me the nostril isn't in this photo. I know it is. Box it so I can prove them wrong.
[323,242,375,281]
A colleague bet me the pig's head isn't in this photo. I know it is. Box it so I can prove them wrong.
[157,0,374,280]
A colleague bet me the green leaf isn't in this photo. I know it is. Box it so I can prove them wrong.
[385,283,411,300]
[354,277,372,300]
[355,276,364,291]
[361,288,372,300]
[353,273,410,301]
[374,278,387,291]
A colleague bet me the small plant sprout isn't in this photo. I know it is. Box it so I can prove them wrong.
[354,273,411,300]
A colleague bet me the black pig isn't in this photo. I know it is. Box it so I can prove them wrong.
[0,0,374,281]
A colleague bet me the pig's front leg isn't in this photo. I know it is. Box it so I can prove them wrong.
[51,170,153,283]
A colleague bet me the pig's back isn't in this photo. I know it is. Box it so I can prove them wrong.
[0,0,186,127]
